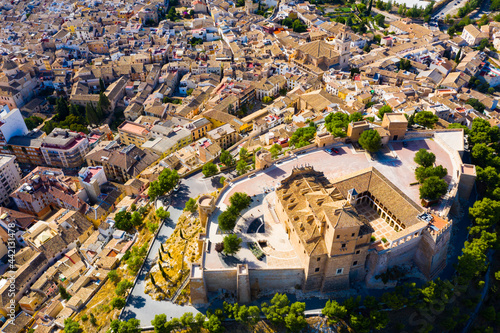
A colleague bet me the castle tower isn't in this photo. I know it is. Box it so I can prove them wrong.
[458,164,476,201]
[334,26,351,70]
[237,264,251,304]
[189,263,208,304]
[255,149,273,170]
[245,0,257,14]
[197,195,215,228]
[346,188,358,205]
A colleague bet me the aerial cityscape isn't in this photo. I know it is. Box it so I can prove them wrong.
[0,0,498,332]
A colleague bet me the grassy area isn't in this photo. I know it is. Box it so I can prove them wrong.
[145,211,202,303]
[74,207,157,332]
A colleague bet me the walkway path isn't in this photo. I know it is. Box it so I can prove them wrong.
[120,172,219,326]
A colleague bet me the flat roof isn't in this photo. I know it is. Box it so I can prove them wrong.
[385,113,408,123]
[461,163,476,176]
[119,122,148,136]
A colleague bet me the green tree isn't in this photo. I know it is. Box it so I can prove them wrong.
[108,270,120,284]
[64,318,82,333]
[236,159,249,175]
[203,162,218,177]
[218,210,238,231]
[98,91,111,112]
[359,129,381,153]
[381,291,407,310]
[239,147,249,160]
[115,211,133,231]
[262,293,290,326]
[349,112,364,122]
[369,311,389,330]
[290,126,316,148]
[148,169,180,199]
[186,88,194,96]
[24,115,44,130]
[151,314,168,333]
[229,192,251,211]
[270,143,282,159]
[156,207,170,220]
[322,300,347,324]
[284,311,307,332]
[99,78,106,93]
[467,98,486,113]
[115,279,133,296]
[415,111,438,128]
[419,176,448,200]
[180,312,195,329]
[110,318,141,333]
[399,58,412,71]
[414,149,436,167]
[220,149,235,166]
[469,198,500,233]
[456,231,496,283]
[292,19,307,32]
[59,285,71,300]
[55,97,70,120]
[377,105,392,119]
[350,313,371,333]
[131,211,142,227]
[455,48,462,63]
[248,306,261,326]
[204,314,224,333]
[111,297,126,309]
[471,143,496,168]
[448,123,469,133]
[185,198,198,213]
[262,96,273,103]
[415,165,447,183]
[374,13,385,26]
[470,118,500,145]
[223,234,242,255]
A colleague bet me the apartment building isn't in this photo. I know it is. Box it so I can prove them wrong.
[86,141,158,183]
[118,121,151,146]
[206,123,238,149]
[0,106,29,155]
[10,167,88,218]
[185,117,212,141]
[0,154,22,206]
[40,129,89,169]
[8,130,47,166]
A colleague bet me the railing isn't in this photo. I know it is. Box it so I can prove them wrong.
[171,275,190,303]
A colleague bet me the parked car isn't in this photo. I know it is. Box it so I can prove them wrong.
[332,148,340,154]
[403,141,408,148]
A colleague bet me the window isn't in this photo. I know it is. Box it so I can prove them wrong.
[356,250,360,254]
[315,267,320,272]
[336,268,343,275]
[351,233,355,237]
[317,257,320,262]
[336,235,340,239]
[353,261,358,266]
[341,243,346,248]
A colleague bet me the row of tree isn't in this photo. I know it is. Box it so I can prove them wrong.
[413,149,448,201]
[42,93,110,134]
[148,168,180,200]
[218,192,251,232]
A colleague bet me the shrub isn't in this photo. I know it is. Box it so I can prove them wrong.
[215,242,224,253]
